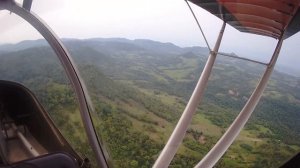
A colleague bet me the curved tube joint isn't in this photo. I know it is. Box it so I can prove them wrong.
[153,22,226,168]
[1,1,108,167]
[195,36,284,168]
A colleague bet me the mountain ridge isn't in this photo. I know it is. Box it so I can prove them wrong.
[0,38,298,77]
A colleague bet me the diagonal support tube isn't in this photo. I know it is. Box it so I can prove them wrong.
[195,36,284,168]
[153,22,226,168]
[11,123,39,157]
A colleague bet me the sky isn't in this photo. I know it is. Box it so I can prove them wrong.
[0,0,299,71]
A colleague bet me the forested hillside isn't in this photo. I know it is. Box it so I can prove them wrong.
[0,38,299,167]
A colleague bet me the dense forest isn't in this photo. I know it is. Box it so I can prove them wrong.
[0,38,299,167]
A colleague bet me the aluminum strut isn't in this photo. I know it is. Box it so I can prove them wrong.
[195,36,284,168]
[153,22,226,168]
[0,1,108,167]
[11,123,39,157]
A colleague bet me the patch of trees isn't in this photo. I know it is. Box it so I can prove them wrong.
[95,106,163,168]
[255,98,300,145]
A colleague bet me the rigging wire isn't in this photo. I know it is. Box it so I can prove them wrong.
[217,52,268,66]
[185,0,212,52]
[185,1,269,67]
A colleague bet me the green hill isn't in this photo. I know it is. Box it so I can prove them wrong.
[0,38,299,167]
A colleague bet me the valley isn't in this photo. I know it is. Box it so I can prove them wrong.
[0,38,299,167]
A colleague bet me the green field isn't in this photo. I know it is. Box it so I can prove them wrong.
[0,38,299,167]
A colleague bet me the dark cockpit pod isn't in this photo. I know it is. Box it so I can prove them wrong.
[0,80,84,167]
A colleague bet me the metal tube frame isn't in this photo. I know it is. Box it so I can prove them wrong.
[11,123,39,157]
[0,1,286,168]
[153,22,226,168]
[0,1,108,167]
[195,35,284,168]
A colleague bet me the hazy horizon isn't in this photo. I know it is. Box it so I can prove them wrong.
[0,0,299,74]
[0,36,299,78]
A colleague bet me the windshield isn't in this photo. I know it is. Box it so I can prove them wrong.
[0,10,98,167]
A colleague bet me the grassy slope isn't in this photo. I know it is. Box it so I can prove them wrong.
[1,40,299,167]
[111,53,300,167]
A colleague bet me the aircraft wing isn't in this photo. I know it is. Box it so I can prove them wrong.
[188,0,300,39]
